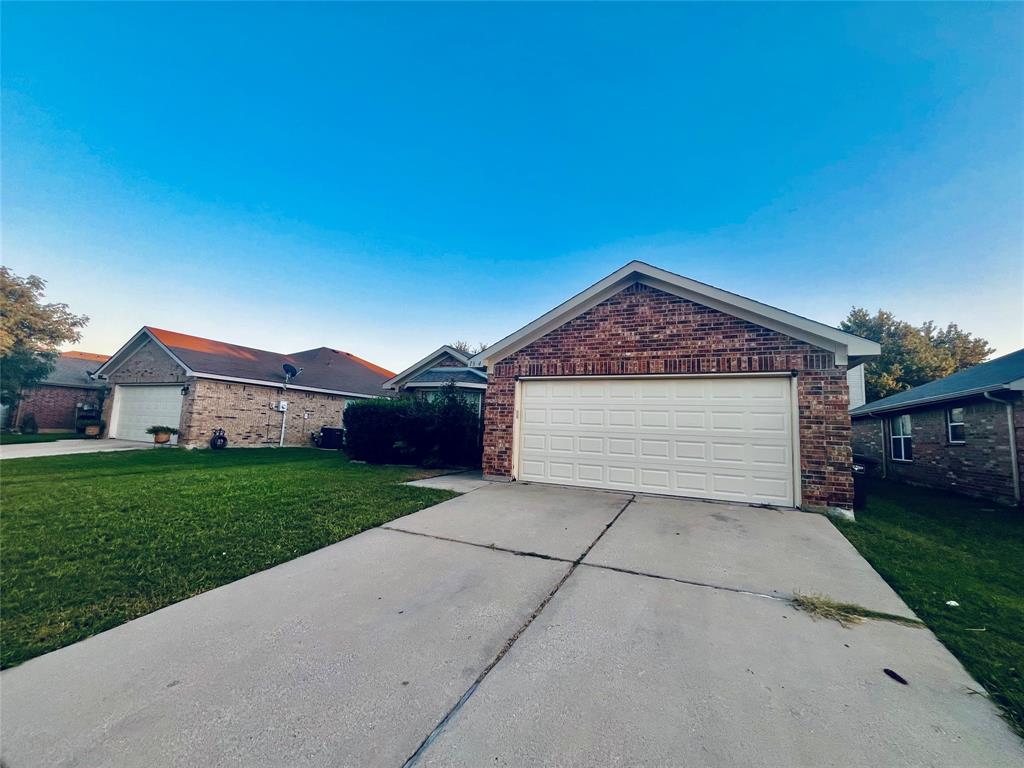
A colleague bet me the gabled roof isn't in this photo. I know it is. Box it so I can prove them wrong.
[470,261,880,368]
[39,352,110,389]
[382,345,472,390]
[851,348,1024,417]
[95,327,395,398]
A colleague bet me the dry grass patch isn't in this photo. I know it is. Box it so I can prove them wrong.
[792,591,924,629]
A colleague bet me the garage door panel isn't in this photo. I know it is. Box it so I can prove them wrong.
[674,440,707,461]
[639,410,670,428]
[607,466,637,485]
[518,377,795,506]
[674,411,706,430]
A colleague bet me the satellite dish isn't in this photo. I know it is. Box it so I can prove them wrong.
[283,363,302,383]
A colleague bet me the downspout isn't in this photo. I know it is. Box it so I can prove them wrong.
[984,391,1020,503]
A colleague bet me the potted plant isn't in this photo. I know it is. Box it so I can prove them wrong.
[146,425,179,445]
[82,419,105,438]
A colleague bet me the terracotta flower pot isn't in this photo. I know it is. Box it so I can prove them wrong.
[153,432,172,444]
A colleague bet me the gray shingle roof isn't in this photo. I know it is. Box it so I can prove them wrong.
[42,354,108,389]
[850,348,1024,416]
[406,367,487,386]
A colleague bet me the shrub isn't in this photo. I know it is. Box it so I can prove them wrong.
[20,413,38,434]
[145,425,180,435]
[345,384,481,468]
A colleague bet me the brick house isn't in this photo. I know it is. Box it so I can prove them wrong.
[92,327,394,448]
[12,351,109,432]
[382,345,488,416]
[851,348,1024,507]
[469,262,879,514]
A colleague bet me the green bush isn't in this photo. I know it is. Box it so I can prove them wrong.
[345,384,481,468]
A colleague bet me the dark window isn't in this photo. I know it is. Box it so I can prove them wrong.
[890,414,913,461]
[947,407,965,444]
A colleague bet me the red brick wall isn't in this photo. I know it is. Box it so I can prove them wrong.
[481,282,853,509]
[853,397,1022,507]
[14,385,103,431]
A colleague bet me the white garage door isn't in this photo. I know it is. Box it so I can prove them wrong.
[517,377,796,506]
[111,385,184,444]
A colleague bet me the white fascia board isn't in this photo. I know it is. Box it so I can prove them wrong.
[194,372,379,399]
[93,327,195,379]
[470,261,880,368]
[382,345,472,389]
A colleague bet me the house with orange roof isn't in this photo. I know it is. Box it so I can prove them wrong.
[91,327,395,447]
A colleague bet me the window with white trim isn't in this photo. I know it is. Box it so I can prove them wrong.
[890,414,913,462]
[947,407,965,444]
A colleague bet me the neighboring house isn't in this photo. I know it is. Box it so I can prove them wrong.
[381,345,488,414]
[93,327,394,448]
[12,351,109,432]
[851,348,1024,507]
[470,261,880,513]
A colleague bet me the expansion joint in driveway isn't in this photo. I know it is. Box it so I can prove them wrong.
[381,526,574,564]
[579,561,787,602]
[399,494,636,768]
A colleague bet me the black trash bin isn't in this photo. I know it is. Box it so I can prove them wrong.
[318,427,345,450]
[852,462,868,510]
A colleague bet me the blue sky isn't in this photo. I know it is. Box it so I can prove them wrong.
[3,2,1022,370]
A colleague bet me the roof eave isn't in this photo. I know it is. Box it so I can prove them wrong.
[191,371,380,399]
[851,382,1019,417]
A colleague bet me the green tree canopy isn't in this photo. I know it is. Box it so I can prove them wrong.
[840,308,993,401]
[1,268,88,406]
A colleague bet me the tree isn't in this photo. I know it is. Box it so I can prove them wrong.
[450,340,489,355]
[0,268,88,407]
[840,307,993,401]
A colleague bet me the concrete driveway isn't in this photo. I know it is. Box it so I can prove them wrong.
[0,438,153,460]
[2,484,1020,767]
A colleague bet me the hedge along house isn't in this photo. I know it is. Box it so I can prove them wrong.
[851,348,1024,507]
[470,262,880,514]
[92,327,394,448]
[381,345,488,415]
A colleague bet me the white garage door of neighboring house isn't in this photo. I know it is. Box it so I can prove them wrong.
[517,377,796,506]
[111,385,184,444]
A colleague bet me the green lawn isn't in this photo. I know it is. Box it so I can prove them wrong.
[0,448,455,668]
[834,480,1024,737]
[0,431,80,445]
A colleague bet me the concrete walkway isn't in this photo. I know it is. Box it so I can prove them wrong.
[3,484,1020,767]
[0,438,154,460]
[404,469,493,493]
